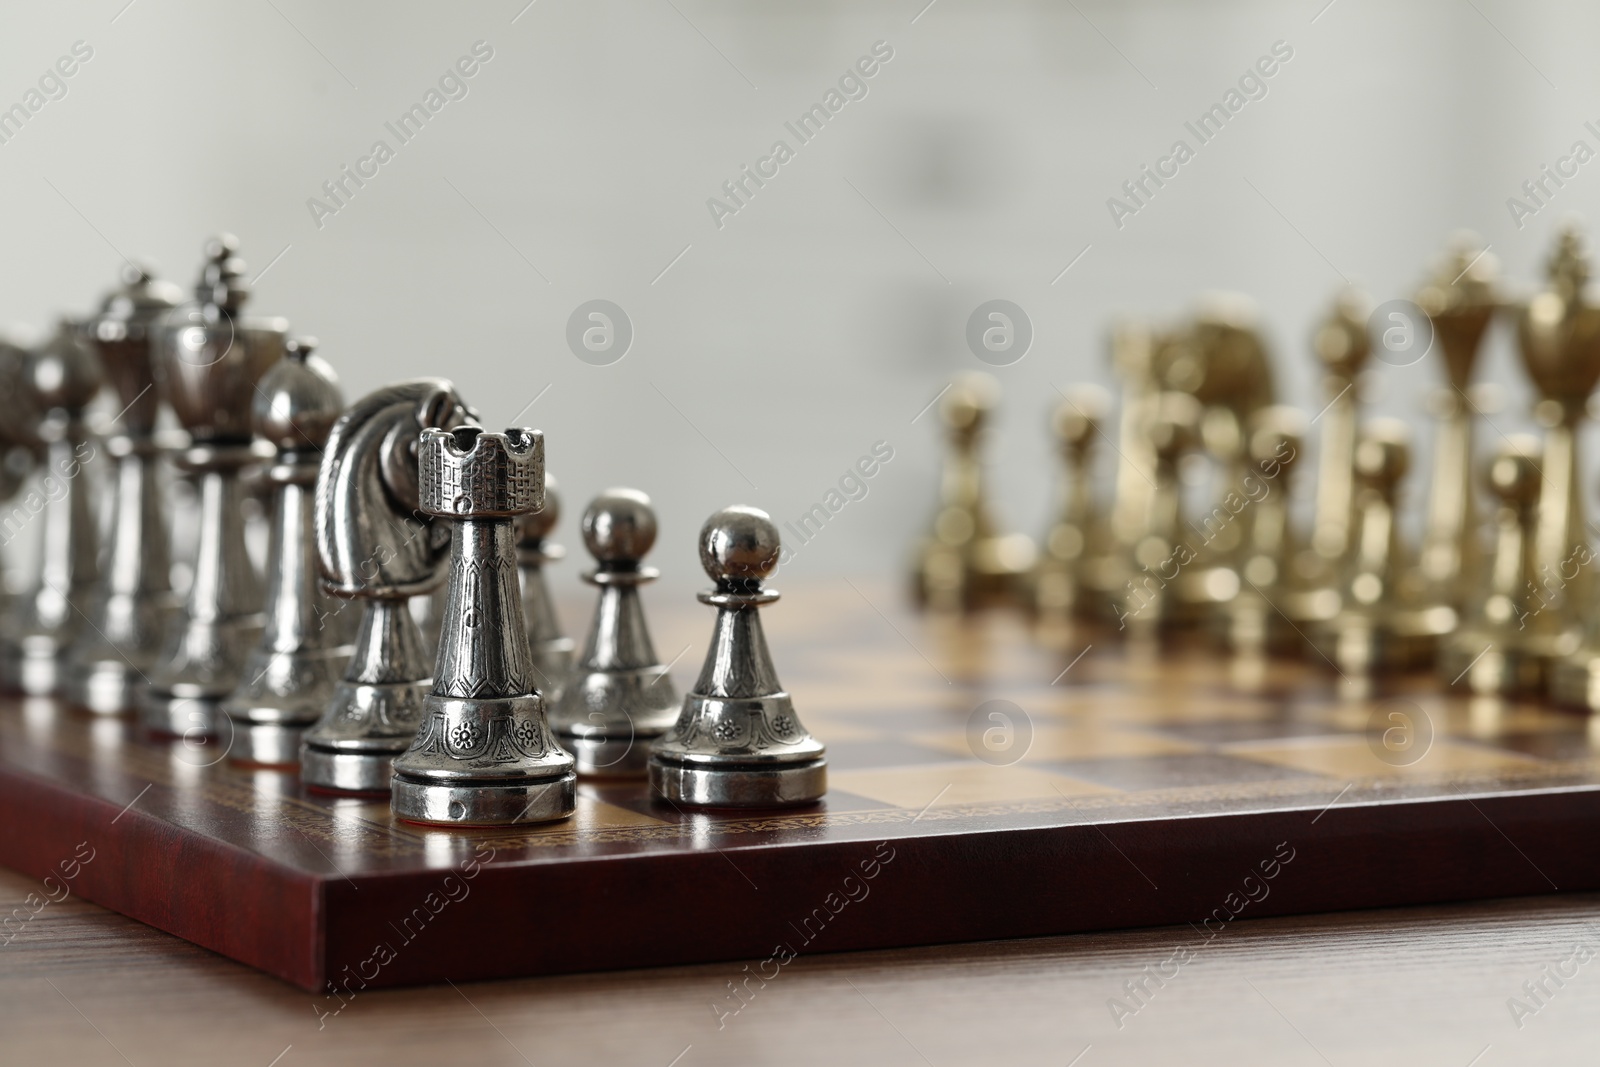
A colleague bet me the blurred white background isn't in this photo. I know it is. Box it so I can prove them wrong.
[2,0,1598,593]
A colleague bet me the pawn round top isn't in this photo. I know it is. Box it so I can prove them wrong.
[1486,436,1542,508]
[1050,385,1107,451]
[1247,405,1306,469]
[1312,287,1373,377]
[30,318,102,415]
[941,372,999,437]
[582,487,656,565]
[252,337,344,453]
[1354,419,1410,488]
[517,474,562,542]
[700,506,779,584]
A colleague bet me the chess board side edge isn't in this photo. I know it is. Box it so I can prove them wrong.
[0,759,326,991]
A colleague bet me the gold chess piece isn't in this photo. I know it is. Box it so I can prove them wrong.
[912,372,1035,612]
[1224,406,1309,655]
[1317,421,1454,674]
[1116,391,1201,634]
[1416,235,1499,611]
[1441,437,1549,695]
[1518,226,1600,687]
[1033,384,1110,620]
[1164,295,1276,617]
[1307,287,1373,585]
[1106,319,1161,552]
[1089,319,1170,615]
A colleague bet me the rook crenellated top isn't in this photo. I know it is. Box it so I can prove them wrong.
[419,425,543,518]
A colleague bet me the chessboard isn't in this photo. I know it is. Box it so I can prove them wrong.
[3,581,1598,995]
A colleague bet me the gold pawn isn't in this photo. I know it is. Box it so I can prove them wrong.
[911,372,1035,612]
[1441,437,1546,694]
[1033,385,1110,621]
[1317,421,1454,675]
[1307,287,1373,582]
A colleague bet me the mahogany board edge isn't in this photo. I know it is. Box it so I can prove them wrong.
[2,752,1595,993]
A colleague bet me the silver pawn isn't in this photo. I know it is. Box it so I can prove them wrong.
[650,506,826,808]
[141,236,288,737]
[553,489,679,777]
[222,338,352,765]
[300,380,473,794]
[391,426,575,826]
[517,474,575,706]
[63,265,183,713]
[1,319,102,695]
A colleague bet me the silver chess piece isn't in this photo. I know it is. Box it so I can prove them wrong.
[141,236,287,737]
[1,319,102,695]
[62,265,183,713]
[650,506,826,808]
[301,380,473,794]
[553,488,680,777]
[0,337,41,618]
[222,338,352,765]
[390,426,575,826]
[517,474,575,706]
[412,584,447,659]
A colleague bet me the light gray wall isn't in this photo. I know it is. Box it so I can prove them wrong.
[1,0,1596,591]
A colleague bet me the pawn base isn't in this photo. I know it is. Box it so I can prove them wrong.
[1549,650,1600,709]
[1,637,69,697]
[60,659,145,715]
[391,771,576,826]
[649,756,826,809]
[300,743,403,794]
[1443,632,1550,697]
[230,722,313,767]
[558,726,663,778]
[139,690,226,740]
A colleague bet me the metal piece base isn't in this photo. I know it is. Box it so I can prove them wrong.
[557,726,662,778]
[138,690,225,739]
[1314,604,1456,675]
[1442,635,1547,697]
[299,743,403,795]
[60,660,144,715]
[390,770,576,825]
[553,664,681,743]
[230,722,312,767]
[649,756,826,809]
[1549,652,1600,709]
[1,639,67,697]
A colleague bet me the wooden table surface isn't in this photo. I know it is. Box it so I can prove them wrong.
[3,859,1596,1066]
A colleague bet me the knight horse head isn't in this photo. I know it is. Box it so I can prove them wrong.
[300,378,479,795]
[315,379,478,601]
